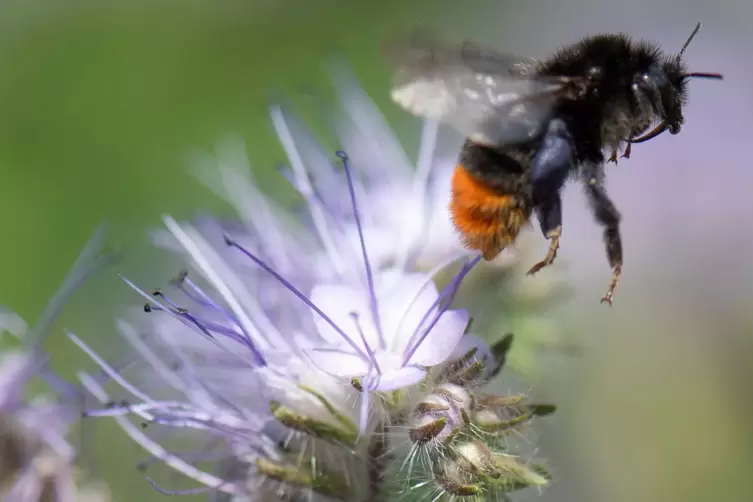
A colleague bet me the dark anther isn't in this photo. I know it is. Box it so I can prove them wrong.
[143,304,153,313]
[152,289,164,297]
[169,269,188,285]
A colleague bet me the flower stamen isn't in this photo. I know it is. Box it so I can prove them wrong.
[337,150,385,350]
[224,235,370,361]
[349,312,381,375]
[402,256,481,366]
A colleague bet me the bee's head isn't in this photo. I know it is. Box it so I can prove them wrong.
[629,23,722,145]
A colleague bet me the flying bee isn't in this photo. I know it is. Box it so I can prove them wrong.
[385,23,722,305]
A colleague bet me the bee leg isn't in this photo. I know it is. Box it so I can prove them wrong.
[526,118,573,276]
[527,194,562,276]
[608,148,619,164]
[621,142,632,160]
[584,174,623,305]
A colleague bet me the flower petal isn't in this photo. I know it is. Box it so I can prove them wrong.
[304,348,369,377]
[372,365,427,392]
[406,309,470,367]
[378,273,440,352]
[310,284,369,347]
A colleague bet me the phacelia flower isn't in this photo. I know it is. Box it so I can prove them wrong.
[0,229,113,502]
[71,71,556,501]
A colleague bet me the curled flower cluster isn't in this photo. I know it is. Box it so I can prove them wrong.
[63,70,560,501]
[0,231,113,502]
[383,332,555,500]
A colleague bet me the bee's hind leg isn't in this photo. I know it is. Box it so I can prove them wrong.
[527,194,562,276]
[526,118,573,277]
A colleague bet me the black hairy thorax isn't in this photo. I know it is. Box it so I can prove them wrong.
[536,33,671,162]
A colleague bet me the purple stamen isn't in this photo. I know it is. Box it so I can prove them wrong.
[224,236,369,360]
[89,402,255,443]
[181,276,242,327]
[402,256,481,366]
[123,274,266,366]
[145,305,216,342]
[337,150,385,350]
[178,277,264,360]
[79,372,239,495]
[391,254,465,340]
[182,319,244,340]
[122,275,182,315]
[147,305,248,346]
[349,313,381,375]
[174,281,214,309]
[151,289,182,310]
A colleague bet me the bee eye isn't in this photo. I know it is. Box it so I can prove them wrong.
[641,73,650,82]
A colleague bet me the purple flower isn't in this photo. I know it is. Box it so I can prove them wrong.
[306,268,474,392]
[1,228,113,502]
[71,71,554,500]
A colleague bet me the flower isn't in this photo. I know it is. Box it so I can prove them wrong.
[0,228,113,502]
[304,268,474,392]
[70,71,556,501]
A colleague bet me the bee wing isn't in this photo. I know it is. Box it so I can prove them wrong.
[385,29,581,146]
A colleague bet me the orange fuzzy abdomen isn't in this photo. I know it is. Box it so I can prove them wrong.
[449,164,531,260]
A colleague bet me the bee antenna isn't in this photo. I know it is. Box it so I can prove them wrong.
[683,72,724,80]
[678,22,702,59]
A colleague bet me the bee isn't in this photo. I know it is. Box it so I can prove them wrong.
[384,23,722,305]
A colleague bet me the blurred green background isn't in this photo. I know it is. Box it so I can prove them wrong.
[2,0,752,501]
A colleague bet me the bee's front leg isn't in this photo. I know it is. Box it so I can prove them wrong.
[583,163,623,305]
[608,142,632,164]
[621,142,632,159]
